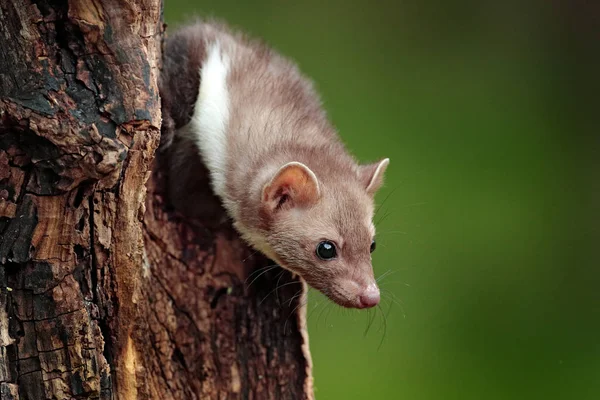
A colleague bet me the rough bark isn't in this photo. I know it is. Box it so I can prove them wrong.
[0,0,312,399]
[140,153,313,399]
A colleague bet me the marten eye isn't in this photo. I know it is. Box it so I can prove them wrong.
[316,241,337,260]
[370,240,376,253]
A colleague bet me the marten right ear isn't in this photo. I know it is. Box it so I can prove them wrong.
[262,162,320,212]
[359,158,390,196]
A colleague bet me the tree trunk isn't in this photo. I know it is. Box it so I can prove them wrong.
[0,1,313,399]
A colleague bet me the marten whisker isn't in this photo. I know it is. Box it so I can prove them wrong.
[373,186,400,220]
[284,297,310,334]
[378,280,411,287]
[363,307,377,338]
[306,298,324,323]
[241,248,261,263]
[375,209,393,227]
[284,288,304,308]
[376,269,396,283]
[376,304,387,351]
[324,302,335,328]
[245,263,278,281]
[245,264,280,288]
[315,301,332,331]
[274,270,286,305]
[258,279,299,306]
[381,291,406,319]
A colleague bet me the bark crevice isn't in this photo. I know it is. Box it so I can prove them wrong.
[0,1,313,398]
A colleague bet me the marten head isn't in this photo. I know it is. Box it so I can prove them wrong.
[253,158,389,309]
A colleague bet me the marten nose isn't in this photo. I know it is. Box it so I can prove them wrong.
[358,283,380,308]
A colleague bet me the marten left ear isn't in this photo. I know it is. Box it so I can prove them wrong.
[262,162,320,212]
[359,158,390,196]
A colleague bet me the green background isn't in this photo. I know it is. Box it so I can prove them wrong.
[164,1,599,399]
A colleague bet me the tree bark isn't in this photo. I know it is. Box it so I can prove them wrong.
[0,1,313,399]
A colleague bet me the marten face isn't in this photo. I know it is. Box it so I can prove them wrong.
[256,160,389,309]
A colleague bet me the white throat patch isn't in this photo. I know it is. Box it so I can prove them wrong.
[188,41,231,198]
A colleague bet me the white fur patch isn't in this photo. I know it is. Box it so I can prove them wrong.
[189,42,231,197]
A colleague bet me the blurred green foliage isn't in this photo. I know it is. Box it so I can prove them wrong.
[164,1,599,399]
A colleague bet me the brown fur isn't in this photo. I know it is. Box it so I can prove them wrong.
[160,19,389,308]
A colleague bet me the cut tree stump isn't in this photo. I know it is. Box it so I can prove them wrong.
[0,0,313,399]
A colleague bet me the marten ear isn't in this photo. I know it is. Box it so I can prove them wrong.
[262,162,320,211]
[359,158,389,196]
